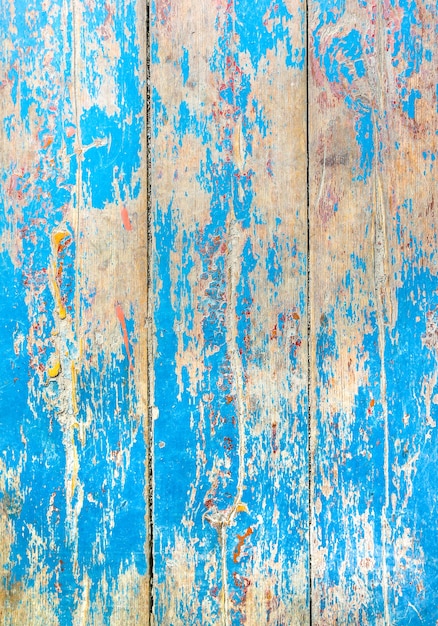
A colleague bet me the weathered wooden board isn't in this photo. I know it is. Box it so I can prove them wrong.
[2,0,438,624]
[309,0,438,622]
[0,1,149,623]
[150,0,309,623]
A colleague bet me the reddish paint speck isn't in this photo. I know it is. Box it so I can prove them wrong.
[271,422,278,454]
[115,303,134,370]
[121,205,133,231]
[233,527,253,563]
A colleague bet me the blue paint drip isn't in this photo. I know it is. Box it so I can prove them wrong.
[266,236,283,285]
[151,86,168,139]
[316,309,338,385]
[395,0,424,79]
[181,47,190,85]
[174,100,212,145]
[352,100,374,181]
[402,88,422,119]
[236,238,258,370]
[153,200,198,528]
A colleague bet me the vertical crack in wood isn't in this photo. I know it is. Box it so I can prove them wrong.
[219,524,230,626]
[204,214,247,625]
[373,182,391,626]
[202,9,250,622]
[371,1,392,621]
[225,218,247,519]
[146,1,154,622]
[71,0,83,332]
[50,0,84,575]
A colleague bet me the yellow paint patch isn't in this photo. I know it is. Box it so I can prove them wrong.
[236,502,249,514]
[51,230,71,321]
[48,360,61,378]
[52,230,71,251]
[71,362,79,415]
[52,278,66,320]
[70,432,79,499]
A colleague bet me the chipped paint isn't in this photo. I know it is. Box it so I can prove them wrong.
[2,0,437,622]
[151,0,308,623]
[1,0,148,622]
[310,0,437,621]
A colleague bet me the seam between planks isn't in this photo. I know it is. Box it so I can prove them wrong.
[146,1,154,623]
[305,0,313,623]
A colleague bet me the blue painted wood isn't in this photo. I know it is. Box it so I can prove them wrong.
[151,0,309,623]
[1,0,437,623]
[0,1,148,621]
[310,0,438,622]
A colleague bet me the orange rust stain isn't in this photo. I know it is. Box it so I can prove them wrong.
[52,280,66,320]
[236,502,249,514]
[42,135,54,149]
[368,398,376,415]
[121,205,133,231]
[115,303,133,370]
[52,231,71,320]
[233,527,253,564]
[292,311,300,320]
[52,231,71,253]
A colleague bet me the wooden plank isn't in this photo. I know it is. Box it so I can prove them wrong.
[309,0,438,622]
[3,0,436,622]
[0,1,149,622]
[150,0,309,623]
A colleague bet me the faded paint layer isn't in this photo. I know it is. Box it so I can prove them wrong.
[150,0,308,624]
[2,0,438,623]
[310,0,438,622]
[0,1,148,623]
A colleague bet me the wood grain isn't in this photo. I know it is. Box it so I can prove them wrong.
[1,0,437,623]
[309,0,438,621]
[0,1,149,623]
[150,1,309,623]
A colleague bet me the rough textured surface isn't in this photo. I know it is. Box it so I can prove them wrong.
[309,0,438,622]
[0,1,149,623]
[150,1,308,624]
[2,0,438,624]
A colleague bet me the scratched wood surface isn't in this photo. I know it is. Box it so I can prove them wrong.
[2,0,438,624]
[309,0,438,623]
[150,1,308,624]
[0,1,149,623]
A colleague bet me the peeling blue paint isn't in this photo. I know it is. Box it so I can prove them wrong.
[402,88,422,119]
[1,0,147,621]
